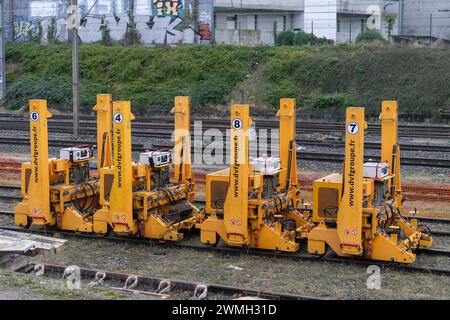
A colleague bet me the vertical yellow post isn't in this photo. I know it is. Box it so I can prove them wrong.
[276,98,297,189]
[380,101,398,175]
[337,107,366,255]
[224,105,251,245]
[93,94,113,168]
[28,100,54,225]
[171,96,192,185]
[380,101,402,208]
[110,101,136,233]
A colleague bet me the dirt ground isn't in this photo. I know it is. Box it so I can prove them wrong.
[0,268,151,300]
[25,236,450,300]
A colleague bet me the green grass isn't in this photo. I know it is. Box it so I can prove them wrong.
[251,44,450,115]
[4,42,272,114]
[3,42,450,117]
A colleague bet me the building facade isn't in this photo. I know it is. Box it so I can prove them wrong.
[214,0,383,45]
[214,0,450,45]
[4,0,450,45]
[6,0,214,45]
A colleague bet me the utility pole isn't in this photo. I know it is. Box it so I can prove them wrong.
[128,0,134,15]
[8,0,12,41]
[71,0,80,138]
[349,17,352,43]
[0,0,6,100]
[429,14,433,45]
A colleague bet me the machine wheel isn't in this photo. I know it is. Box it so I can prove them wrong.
[24,217,32,229]
[417,224,431,237]
[204,233,221,247]
[93,227,111,238]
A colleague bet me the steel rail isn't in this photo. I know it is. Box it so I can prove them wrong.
[0,118,449,139]
[1,135,449,153]
[0,217,448,276]
[31,263,321,300]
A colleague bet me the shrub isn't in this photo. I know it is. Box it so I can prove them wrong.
[356,31,387,44]
[100,23,112,45]
[262,80,299,107]
[275,31,295,46]
[293,31,330,46]
[276,31,332,46]
[306,93,355,110]
[2,74,71,110]
[47,17,58,43]
[123,15,141,45]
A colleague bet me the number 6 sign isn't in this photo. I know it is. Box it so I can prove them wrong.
[30,111,39,121]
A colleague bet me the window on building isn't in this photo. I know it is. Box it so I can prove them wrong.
[227,15,238,30]
[254,14,258,30]
[283,16,287,31]
[361,19,365,32]
[337,19,341,33]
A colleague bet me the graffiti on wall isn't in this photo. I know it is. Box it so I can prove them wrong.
[15,0,213,45]
[14,17,42,42]
[197,0,213,42]
[147,0,195,44]
[152,0,184,17]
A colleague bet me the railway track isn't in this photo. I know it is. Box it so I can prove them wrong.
[152,144,450,168]
[1,136,449,168]
[0,114,449,139]
[15,262,320,300]
[0,211,448,276]
[1,135,450,154]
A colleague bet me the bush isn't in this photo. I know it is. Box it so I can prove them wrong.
[100,23,112,45]
[123,15,141,45]
[293,32,330,46]
[2,74,71,110]
[275,31,295,46]
[276,31,332,46]
[356,31,387,44]
[47,17,58,43]
[5,43,272,112]
[306,93,355,110]
[262,80,299,107]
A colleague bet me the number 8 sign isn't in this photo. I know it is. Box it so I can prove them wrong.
[232,118,243,130]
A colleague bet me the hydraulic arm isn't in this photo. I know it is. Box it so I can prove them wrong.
[200,99,312,252]
[94,97,198,240]
[307,103,433,263]
[14,97,110,232]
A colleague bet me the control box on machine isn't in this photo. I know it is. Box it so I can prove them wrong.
[363,162,389,179]
[251,156,281,175]
[60,146,93,162]
[140,151,172,168]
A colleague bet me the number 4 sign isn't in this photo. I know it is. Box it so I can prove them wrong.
[114,112,123,124]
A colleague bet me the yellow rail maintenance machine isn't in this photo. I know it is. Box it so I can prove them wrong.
[93,97,199,240]
[14,95,113,232]
[200,99,313,252]
[307,102,433,263]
